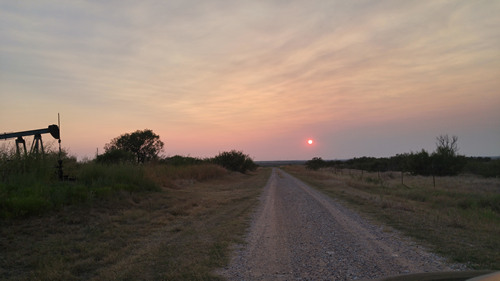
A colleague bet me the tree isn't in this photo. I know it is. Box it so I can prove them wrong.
[435,135,459,157]
[104,129,164,163]
[431,134,466,176]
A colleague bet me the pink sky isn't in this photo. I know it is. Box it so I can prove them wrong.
[1,1,499,160]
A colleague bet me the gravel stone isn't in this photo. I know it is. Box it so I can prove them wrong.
[218,168,465,280]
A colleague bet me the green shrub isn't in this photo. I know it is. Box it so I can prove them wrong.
[464,158,500,178]
[95,149,135,164]
[162,155,204,166]
[305,157,326,170]
[211,150,257,173]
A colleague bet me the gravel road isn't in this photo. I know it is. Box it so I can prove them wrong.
[219,168,464,280]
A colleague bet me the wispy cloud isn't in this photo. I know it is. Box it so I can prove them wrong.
[1,0,499,159]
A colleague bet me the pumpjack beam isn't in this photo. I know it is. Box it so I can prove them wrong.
[0,125,60,156]
[0,125,60,140]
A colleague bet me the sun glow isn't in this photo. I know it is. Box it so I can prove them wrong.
[307,139,313,145]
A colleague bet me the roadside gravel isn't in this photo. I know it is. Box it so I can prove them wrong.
[219,168,465,280]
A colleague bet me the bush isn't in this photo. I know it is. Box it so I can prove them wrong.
[463,158,500,178]
[211,150,257,173]
[305,157,326,170]
[162,155,203,166]
[95,149,136,164]
[407,150,432,175]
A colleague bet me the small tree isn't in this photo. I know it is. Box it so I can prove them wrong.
[103,129,164,163]
[432,135,466,176]
[435,135,459,157]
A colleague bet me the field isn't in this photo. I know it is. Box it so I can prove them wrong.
[284,165,500,270]
[2,152,499,280]
[0,160,270,280]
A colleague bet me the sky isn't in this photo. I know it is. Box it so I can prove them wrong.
[1,0,499,161]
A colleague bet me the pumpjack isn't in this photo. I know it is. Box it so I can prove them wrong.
[0,124,60,156]
[1,124,63,180]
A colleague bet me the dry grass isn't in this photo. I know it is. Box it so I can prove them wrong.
[284,165,500,270]
[145,163,228,188]
[0,167,271,280]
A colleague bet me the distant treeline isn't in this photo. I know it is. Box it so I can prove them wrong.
[306,155,499,178]
[306,135,499,178]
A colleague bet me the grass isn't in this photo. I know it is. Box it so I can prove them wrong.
[0,162,271,280]
[283,165,500,270]
[0,149,231,219]
[0,158,159,218]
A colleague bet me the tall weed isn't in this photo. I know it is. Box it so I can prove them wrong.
[77,162,158,192]
[0,148,161,218]
[1,147,230,218]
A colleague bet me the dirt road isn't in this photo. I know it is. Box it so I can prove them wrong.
[220,168,461,280]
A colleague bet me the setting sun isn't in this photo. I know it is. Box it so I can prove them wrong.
[1,1,498,161]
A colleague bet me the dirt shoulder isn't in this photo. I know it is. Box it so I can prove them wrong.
[219,168,464,280]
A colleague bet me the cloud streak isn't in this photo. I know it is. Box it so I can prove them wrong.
[1,0,499,159]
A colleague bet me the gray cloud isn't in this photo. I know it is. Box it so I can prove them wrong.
[1,0,499,159]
